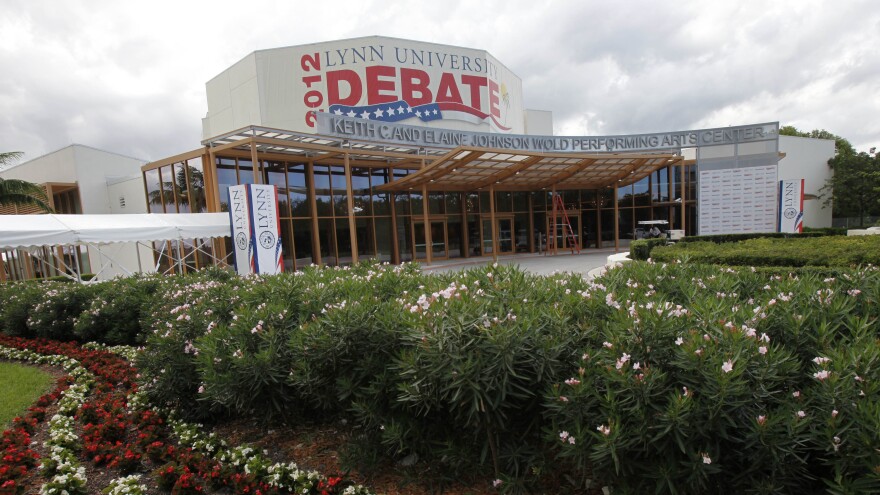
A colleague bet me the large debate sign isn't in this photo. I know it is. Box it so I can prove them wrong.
[778,179,805,233]
[227,184,283,275]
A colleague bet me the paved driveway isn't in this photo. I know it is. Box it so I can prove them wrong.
[419,249,622,277]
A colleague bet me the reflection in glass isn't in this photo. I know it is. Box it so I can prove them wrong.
[264,161,289,217]
[313,165,333,216]
[287,164,310,217]
[351,167,372,216]
[144,169,163,213]
[331,166,348,216]
[292,219,314,267]
[186,158,207,213]
[374,217,393,262]
[238,159,255,185]
[216,159,237,212]
[356,217,376,259]
[371,168,390,215]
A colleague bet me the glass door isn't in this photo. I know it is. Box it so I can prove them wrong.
[547,213,580,251]
[413,219,448,260]
[497,217,514,254]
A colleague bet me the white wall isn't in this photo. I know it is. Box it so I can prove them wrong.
[0,146,78,183]
[524,109,553,135]
[778,135,835,228]
[202,36,529,139]
[72,145,147,214]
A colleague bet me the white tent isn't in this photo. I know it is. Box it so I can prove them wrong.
[0,214,231,282]
[0,213,230,249]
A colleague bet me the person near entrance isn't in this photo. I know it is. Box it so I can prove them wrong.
[649,225,662,238]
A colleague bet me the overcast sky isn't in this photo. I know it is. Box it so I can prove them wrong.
[2,0,879,166]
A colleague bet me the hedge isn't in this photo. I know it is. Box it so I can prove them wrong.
[2,261,879,493]
[651,235,880,267]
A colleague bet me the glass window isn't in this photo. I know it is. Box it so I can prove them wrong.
[562,190,579,210]
[375,217,393,262]
[278,218,294,272]
[371,168,390,216]
[159,166,177,212]
[317,218,335,265]
[186,158,207,213]
[465,192,480,214]
[238,159,255,185]
[331,166,348,216]
[172,163,190,213]
[653,168,669,203]
[445,192,462,214]
[313,165,333,216]
[264,161,290,218]
[495,191,513,213]
[394,192,410,216]
[351,167,372,216]
[287,164,310,217]
[216,158,237,212]
[513,192,529,212]
[633,176,651,207]
[356,217,376,259]
[336,218,352,264]
[292,219,314,268]
[580,189,597,210]
[145,169,163,214]
[428,192,445,215]
[410,189,424,215]
[479,192,490,213]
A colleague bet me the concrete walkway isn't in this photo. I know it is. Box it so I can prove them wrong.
[419,248,624,278]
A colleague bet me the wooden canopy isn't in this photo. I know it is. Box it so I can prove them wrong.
[379,146,682,192]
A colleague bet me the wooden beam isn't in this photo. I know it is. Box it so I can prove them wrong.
[680,158,686,233]
[473,154,544,189]
[345,152,358,265]
[422,183,432,265]
[307,161,322,267]
[614,183,619,253]
[489,184,498,263]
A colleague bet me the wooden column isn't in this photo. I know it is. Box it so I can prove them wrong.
[250,139,261,184]
[422,183,432,265]
[0,250,7,283]
[614,183,620,253]
[551,186,558,255]
[307,162,322,266]
[680,161,687,233]
[460,192,469,258]
[344,153,358,264]
[389,171,400,264]
[528,193,535,253]
[489,185,498,263]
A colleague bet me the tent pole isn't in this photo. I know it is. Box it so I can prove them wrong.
[73,245,83,283]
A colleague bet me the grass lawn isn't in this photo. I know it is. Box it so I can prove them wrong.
[0,361,54,427]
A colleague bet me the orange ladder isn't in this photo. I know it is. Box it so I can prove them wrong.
[550,194,580,254]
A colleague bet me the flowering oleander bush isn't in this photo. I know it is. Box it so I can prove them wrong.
[74,275,163,345]
[3,257,880,493]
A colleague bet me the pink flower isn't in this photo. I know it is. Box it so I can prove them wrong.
[615,353,631,370]
[758,346,768,355]
[597,424,611,436]
[721,360,734,373]
[797,410,806,418]
[757,415,766,426]
[831,409,839,418]
[702,453,712,464]
[492,479,503,488]
[565,378,581,386]
[813,370,831,381]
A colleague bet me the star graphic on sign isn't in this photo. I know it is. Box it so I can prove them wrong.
[374,108,385,118]
[346,110,356,117]
[360,110,371,119]
[333,109,343,115]
[397,105,405,114]
[432,109,438,115]
[415,110,422,117]
[406,106,413,113]
[386,107,396,115]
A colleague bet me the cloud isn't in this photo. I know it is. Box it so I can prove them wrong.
[1,0,879,165]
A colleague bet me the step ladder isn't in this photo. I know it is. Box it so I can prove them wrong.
[550,194,580,255]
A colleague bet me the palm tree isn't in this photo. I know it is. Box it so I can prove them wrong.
[0,152,54,213]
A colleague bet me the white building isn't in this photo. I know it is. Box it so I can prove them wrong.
[0,144,154,281]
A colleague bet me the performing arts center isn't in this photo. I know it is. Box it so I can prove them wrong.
[140,36,834,272]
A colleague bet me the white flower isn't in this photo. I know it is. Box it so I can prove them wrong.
[674,337,684,346]
[632,362,641,370]
[568,436,576,445]
[831,409,839,418]
[603,341,613,349]
[721,360,734,373]
[792,391,800,398]
[492,479,503,488]
[559,431,569,441]
[797,410,806,418]
[597,424,611,436]
[758,346,768,355]
[565,378,581,386]
[615,353,631,370]
[702,452,712,464]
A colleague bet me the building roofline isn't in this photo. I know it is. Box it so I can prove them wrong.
[1,144,148,174]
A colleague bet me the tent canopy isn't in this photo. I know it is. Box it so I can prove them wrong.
[0,213,231,249]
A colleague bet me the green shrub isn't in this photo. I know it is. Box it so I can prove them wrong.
[652,236,880,267]
[0,281,47,337]
[73,274,164,345]
[630,238,668,260]
[679,232,826,244]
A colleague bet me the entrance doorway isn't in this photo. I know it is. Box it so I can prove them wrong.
[546,212,581,252]
[413,219,448,260]
[479,216,516,255]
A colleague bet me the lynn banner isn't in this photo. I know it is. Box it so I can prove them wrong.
[778,179,804,233]
[227,184,283,275]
